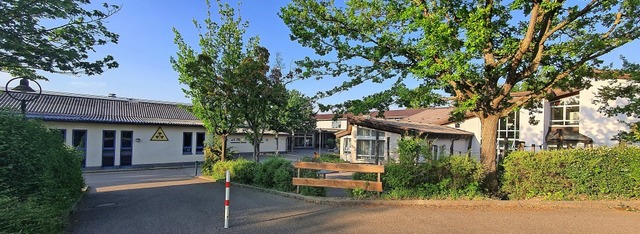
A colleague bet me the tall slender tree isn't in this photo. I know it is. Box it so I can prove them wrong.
[280,0,640,192]
[171,0,248,161]
[0,0,120,79]
[234,46,288,162]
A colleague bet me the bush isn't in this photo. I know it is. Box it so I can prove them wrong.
[0,111,84,233]
[210,158,256,184]
[501,147,640,200]
[317,153,346,163]
[253,157,294,190]
[380,155,485,200]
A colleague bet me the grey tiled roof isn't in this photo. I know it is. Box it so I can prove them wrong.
[349,116,473,137]
[0,91,203,126]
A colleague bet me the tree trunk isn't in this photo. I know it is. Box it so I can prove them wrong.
[252,139,261,162]
[479,114,500,193]
[290,130,295,152]
[275,132,279,156]
[220,134,228,162]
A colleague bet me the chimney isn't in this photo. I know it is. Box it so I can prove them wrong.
[108,93,116,98]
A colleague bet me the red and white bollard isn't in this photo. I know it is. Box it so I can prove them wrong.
[224,170,230,229]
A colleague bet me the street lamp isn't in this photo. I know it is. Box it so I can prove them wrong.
[4,77,42,115]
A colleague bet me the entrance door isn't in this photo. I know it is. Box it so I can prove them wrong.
[72,130,87,167]
[102,130,116,167]
[120,131,133,166]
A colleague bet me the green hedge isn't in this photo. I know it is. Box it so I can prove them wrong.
[501,147,640,200]
[210,158,256,184]
[253,157,294,191]
[0,111,84,233]
[348,155,486,199]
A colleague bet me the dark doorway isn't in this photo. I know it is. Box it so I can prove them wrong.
[102,130,116,167]
[120,131,133,166]
[72,130,87,167]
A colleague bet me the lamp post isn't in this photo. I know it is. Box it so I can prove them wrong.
[4,77,42,115]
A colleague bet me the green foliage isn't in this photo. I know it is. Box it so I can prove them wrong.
[281,0,640,191]
[253,157,294,190]
[501,147,640,200]
[359,155,485,200]
[397,136,430,165]
[210,158,256,184]
[317,153,346,163]
[325,138,336,149]
[171,0,248,161]
[0,0,120,79]
[0,111,84,233]
[172,0,289,162]
[272,90,317,152]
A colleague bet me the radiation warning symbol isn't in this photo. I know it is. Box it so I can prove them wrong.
[150,127,169,141]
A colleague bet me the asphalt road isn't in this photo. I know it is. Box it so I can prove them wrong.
[68,169,640,234]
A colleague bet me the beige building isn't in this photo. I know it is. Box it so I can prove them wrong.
[0,91,286,169]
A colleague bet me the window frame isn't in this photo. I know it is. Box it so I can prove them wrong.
[550,95,580,126]
[183,132,193,155]
[195,132,205,154]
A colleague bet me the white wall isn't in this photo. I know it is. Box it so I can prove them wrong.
[227,134,288,153]
[48,121,288,168]
[518,104,547,148]
[580,80,634,146]
[447,118,481,157]
[316,119,348,130]
[49,122,206,167]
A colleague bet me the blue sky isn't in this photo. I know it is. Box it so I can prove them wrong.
[1,0,638,106]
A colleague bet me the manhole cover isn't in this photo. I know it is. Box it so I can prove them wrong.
[94,202,117,208]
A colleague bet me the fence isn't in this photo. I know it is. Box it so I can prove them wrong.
[292,162,385,192]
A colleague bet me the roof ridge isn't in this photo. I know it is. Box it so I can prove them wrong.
[39,90,191,106]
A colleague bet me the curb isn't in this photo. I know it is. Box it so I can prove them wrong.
[196,175,640,210]
[83,165,193,173]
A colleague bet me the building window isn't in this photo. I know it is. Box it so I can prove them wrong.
[72,130,87,167]
[332,121,341,128]
[294,134,313,148]
[102,130,116,167]
[356,139,385,161]
[196,132,205,154]
[343,137,351,153]
[551,95,580,126]
[497,111,520,151]
[183,132,193,155]
[354,127,385,161]
[121,131,133,166]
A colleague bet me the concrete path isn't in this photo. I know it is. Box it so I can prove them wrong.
[69,169,640,234]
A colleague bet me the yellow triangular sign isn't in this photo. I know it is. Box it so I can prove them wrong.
[150,127,169,141]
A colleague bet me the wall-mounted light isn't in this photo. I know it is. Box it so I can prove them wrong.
[135,138,141,142]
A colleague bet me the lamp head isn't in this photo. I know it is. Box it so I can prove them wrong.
[11,78,36,93]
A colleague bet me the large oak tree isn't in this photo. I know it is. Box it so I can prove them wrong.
[0,0,120,79]
[280,0,640,191]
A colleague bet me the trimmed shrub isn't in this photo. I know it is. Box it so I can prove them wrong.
[369,155,485,200]
[211,158,256,184]
[316,153,347,163]
[0,111,84,233]
[253,157,294,189]
[501,147,640,200]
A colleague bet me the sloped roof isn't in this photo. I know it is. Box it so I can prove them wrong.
[349,116,473,137]
[316,108,433,121]
[0,91,203,126]
[400,107,473,125]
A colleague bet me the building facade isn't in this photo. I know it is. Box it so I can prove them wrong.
[0,91,286,169]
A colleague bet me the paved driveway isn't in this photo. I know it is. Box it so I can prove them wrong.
[69,169,640,234]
